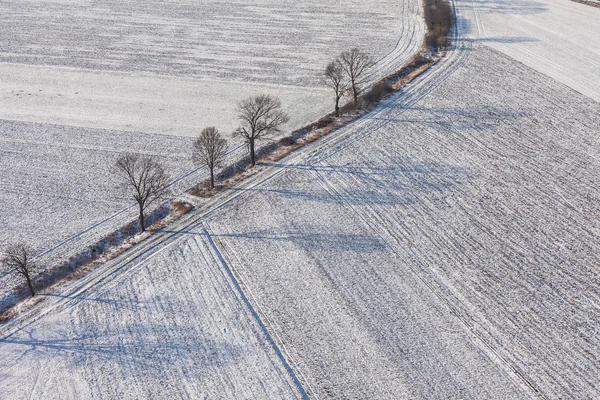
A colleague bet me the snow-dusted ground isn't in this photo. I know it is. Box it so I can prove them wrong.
[4,0,599,398]
[3,43,599,398]
[0,0,417,85]
[0,65,330,137]
[0,0,424,306]
[203,44,600,398]
[456,0,600,102]
[0,0,424,135]
[0,225,305,399]
[0,120,197,305]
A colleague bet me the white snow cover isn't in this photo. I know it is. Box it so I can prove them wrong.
[0,65,331,137]
[2,0,599,398]
[0,0,425,135]
[0,0,425,307]
[456,0,600,102]
[2,43,599,398]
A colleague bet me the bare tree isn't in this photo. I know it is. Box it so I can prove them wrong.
[1,243,37,297]
[115,154,170,233]
[233,94,289,167]
[339,48,375,103]
[322,58,346,117]
[192,127,228,189]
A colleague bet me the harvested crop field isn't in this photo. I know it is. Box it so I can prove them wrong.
[456,0,600,102]
[3,43,599,398]
[203,44,600,398]
[0,0,418,85]
[0,0,424,135]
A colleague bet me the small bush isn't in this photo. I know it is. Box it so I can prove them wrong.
[189,183,213,198]
[437,35,450,49]
[339,100,358,115]
[172,201,193,214]
[410,53,431,69]
[423,0,453,50]
[362,82,394,105]
[279,136,295,146]
[314,115,335,129]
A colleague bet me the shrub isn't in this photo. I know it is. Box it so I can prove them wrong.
[314,115,335,129]
[189,183,213,198]
[362,82,394,105]
[172,201,193,214]
[339,100,358,115]
[411,53,431,68]
[279,136,295,146]
[423,0,453,50]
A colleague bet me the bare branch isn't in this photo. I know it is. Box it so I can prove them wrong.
[1,243,37,297]
[115,154,171,232]
[192,127,228,189]
[233,94,289,166]
[322,58,347,117]
[339,48,375,103]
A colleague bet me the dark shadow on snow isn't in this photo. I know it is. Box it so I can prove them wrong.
[1,325,241,378]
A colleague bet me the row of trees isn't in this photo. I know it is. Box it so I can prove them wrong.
[1,49,374,300]
[116,93,289,235]
[0,95,290,298]
[116,48,375,237]
[322,48,374,116]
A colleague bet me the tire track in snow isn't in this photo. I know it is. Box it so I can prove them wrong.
[201,223,311,400]
[0,0,458,340]
[307,165,549,399]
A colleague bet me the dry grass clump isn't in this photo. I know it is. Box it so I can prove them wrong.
[189,183,215,198]
[424,0,453,50]
[362,82,395,105]
[172,201,194,215]
[279,136,295,147]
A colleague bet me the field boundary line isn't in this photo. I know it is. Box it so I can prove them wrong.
[202,222,316,400]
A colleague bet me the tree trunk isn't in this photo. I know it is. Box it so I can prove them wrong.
[210,167,215,189]
[26,276,35,297]
[335,98,340,117]
[250,139,256,167]
[353,84,359,103]
[139,203,145,233]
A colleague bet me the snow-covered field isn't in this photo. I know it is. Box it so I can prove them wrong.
[456,0,600,102]
[204,44,600,398]
[0,0,424,306]
[0,65,331,137]
[0,121,198,306]
[0,0,416,84]
[2,42,599,398]
[0,0,424,135]
[3,0,600,398]
[0,225,305,399]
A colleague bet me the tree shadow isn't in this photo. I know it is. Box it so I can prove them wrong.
[476,36,539,44]
[1,325,241,378]
[210,228,386,253]
[455,0,549,16]
[366,105,531,131]
[41,293,145,309]
[257,160,472,207]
